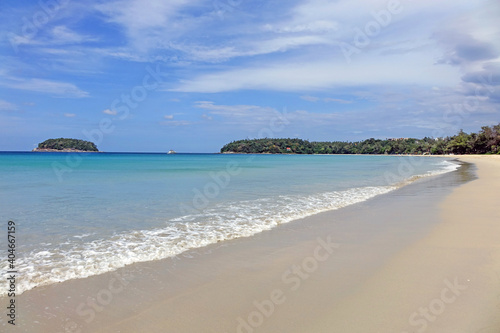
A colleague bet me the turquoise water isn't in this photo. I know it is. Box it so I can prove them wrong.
[0,152,458,295]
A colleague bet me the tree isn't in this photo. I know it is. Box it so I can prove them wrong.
[37,138,98,151]
[219,124,500,155]
[446,130,472,154]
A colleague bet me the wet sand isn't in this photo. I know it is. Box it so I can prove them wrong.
[2,156,499,333]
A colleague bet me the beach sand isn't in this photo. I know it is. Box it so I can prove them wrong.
[302,156,500,333]
[2,156,499,333]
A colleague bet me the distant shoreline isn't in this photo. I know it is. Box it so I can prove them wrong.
[221,151,462,156]
[4,150,489,156]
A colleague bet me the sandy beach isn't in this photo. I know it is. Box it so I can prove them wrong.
[303,156,500,333]
[2,155,499,333]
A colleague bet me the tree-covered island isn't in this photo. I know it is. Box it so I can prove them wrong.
[221,124,500,155]
[33,138,99,152]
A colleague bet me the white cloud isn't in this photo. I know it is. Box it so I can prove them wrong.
[301,95,320,102]
[263,20,338,34]
[1,78,89,98]
[7,34,35,48]
[157,0,497,94]
[172,53,460,93]
[164,114,174,119]
[324,98,352,104]
[97,0,190,31]
[432,4,500,74]
[90,0,343,63]
[170,35,332,62]
[86,0,494,79]
[7,25,98,49]
[64,113,76,117]
[103,109,117,115]
[95,0,203,52]
[301,95,352,103]
[194,101,277,117]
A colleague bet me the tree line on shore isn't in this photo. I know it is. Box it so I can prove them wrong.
[220,124,500,155]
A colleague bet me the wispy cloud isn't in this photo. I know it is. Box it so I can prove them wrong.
[301,95,353,103]
[93,0,336,64]
[49,26,99,45]
[8,25,98,49]
[64,113,76,117]
[263,20,338,34]
[163,114,174,119]
[164,0,498,94]
[0,99,17,111]
[1,78,89,98]
[194,101,277,117]
[171,54,460,92]
[301,95,320,102]
[169,35,332,62]
[194,101,288,128]
[95,0,204,52]
[160,120,192,126]
[324,98,352,104]
[192,101,353,138]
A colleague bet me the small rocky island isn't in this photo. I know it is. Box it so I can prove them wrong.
[33,138,99,152]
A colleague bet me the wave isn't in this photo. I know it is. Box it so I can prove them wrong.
[0,159,460,296]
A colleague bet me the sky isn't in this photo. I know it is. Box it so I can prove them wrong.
[0,0,499,152]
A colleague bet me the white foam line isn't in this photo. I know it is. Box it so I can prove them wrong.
[0,160,461,296]
[1,186,395,296]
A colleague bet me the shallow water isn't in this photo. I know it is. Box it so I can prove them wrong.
[0,152,458,295]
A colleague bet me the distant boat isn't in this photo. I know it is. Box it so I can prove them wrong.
[167,150,176,154]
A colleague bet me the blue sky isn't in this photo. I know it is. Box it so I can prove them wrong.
[1,0,499,152]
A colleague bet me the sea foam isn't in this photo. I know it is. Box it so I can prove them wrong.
[0,158,460,296]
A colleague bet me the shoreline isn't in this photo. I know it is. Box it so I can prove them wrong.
[1,156,498,332]
[222,151,492,156]
[3,149,499,156]
[305,155,500,332]
[0,155,457,299]
[0,156,478,332]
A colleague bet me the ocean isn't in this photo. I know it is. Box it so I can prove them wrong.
[0,152,459,296]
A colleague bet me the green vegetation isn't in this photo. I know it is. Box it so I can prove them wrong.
[36,138,99,152]
[221,124,500,155]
